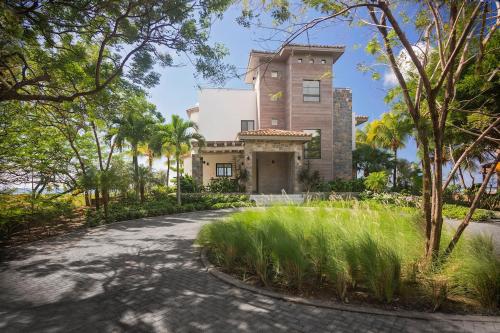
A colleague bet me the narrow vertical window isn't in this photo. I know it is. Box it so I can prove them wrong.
[321,59,326,64]
[271,118,278,126]
[297,58,302,63]
[271,71,279,78]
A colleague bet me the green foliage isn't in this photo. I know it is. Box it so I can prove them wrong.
[179,175,201,193]
[207,177,239,193]
[85,193,254,225]
[0,194,74,239]
[322,179,365,192]
[442,204,495,222]
[0,0,233,102]
[364,171,388,193]
[298,161,321,192]
[198,206,423,302]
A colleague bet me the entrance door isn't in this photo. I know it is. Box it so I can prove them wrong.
[256,152,291,193]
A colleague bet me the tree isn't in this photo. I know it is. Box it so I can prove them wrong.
[365,111,412,190]
[113,94,160,201]
[158,115,204,205]
[247,0,500,259]
[0,0,233,103]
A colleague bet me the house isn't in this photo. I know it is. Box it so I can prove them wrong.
[184,44,367,194]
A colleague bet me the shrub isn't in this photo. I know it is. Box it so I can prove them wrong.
[179,175,201,193]
[207,178,239,193]
[326,179,365,192]
[442,204,494,221]
[298,161,321,192]
[364,171,388,193]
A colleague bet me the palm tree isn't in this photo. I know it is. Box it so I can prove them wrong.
[137,143,157,172]
[114,107,157,199]
[158,115,204,205]
[366,111,412,190]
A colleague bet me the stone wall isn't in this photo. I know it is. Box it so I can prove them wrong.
[192,154,203,185]
[332,88,353,179]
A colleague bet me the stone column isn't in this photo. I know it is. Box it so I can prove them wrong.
[192,154,203,186]
[293,148,304,193]
[243,144,254,194]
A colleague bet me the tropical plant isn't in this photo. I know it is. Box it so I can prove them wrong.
[365,111,412,189]
[157,115,204,205]
[364,171,388,193]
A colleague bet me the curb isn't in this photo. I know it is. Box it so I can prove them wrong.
[200,248,500,323]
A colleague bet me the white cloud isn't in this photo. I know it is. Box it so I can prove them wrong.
[382,42,427,88]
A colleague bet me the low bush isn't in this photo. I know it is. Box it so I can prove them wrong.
[0,194,74,239]
[442,204,495,221]
[206,178,239,193]
[323,179,365,192]
[85,193,254,226]
[364,171,388,193]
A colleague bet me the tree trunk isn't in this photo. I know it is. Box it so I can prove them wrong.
[102,187,109,221]
[444,153,500,256]
[427,137,444,259]
[166,157,170,187]
[132,145,139,199]
[84,191,91,206]
[176,154,181,205]
[95,188,100,210]
[393,148,398,190]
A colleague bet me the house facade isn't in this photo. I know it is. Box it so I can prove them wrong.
[184,44,367,194]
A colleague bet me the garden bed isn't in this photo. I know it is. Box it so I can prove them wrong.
[197,206,500,315]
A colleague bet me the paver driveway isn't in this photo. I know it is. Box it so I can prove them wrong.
[0,209,498,333]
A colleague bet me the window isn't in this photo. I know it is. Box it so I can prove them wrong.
[271,71,279,78]
[304,129,321,159]
[309,59,314,64]
[216,163,232,177]
[297,58,302,63]
[241,120,255,131]
[271,118,278,126]
[321,59,326,64]
[303,80,320,102]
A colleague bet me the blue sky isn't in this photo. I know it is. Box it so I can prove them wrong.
[147,5,418,162]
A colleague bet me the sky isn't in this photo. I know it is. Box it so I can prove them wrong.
[147,4,419,163]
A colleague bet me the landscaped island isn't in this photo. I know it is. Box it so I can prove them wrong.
[197,204,500,314]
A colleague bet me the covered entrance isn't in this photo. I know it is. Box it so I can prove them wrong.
[255,152,293,193]
[237,129,312,194]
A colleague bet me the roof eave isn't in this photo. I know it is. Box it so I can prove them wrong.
[238,135,312,141]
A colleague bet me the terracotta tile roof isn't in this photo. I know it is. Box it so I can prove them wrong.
[355,115,369,125]
[239,128,311,137]
[250,43,345,55]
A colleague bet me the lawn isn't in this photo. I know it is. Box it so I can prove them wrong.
[197,205,500,313]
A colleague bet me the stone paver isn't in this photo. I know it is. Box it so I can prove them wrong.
[0,209,498,333]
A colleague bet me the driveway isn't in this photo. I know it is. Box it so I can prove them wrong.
[0,209,498,333]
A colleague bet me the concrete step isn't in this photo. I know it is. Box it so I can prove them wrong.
[250,193,304,206]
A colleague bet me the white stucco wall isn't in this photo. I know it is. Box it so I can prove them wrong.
[197,89,257,141]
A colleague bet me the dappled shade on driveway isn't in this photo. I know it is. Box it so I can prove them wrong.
[0,210,498,333]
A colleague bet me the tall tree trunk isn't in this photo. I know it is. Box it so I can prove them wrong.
[102,187,109,221]
[428,136,444,259]
[166,157,170,186]
[393,148,398,190]
[95,188,100,210]
[84,191,91,206]
[132,144,139,200]
[176,154,181,205]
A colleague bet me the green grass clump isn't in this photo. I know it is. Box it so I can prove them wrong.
[197,206,424,303]
[444,235,500,310]
[198,206,500,311]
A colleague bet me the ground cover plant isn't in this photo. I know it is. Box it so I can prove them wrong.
[197,205,500,313]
